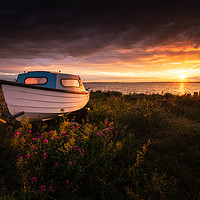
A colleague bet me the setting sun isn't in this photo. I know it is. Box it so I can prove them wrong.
[179,75,186,80]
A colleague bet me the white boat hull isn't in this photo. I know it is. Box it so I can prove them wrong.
[1,84,90,121]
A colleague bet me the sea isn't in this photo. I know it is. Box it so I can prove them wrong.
[84,82,200,95]
[1,75,200,95]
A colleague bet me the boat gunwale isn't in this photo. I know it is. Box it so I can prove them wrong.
[0,79,91,95]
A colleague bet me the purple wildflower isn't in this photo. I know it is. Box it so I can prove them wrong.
[0,178,4,182]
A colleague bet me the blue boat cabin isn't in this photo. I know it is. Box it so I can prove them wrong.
[17,71,84,90]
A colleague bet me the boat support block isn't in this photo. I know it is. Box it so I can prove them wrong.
[11,111,25,120]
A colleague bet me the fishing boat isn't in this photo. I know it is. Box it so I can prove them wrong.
[0,71,90,121]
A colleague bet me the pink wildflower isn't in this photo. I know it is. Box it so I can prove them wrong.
[56,136,60,140]
[30,146,35,149]
[40,185,46,191]
[43,139,48,143]
[49,187,53,192]
[25,154,30,159]
[28,130,32,133]
[2,187,7,191]
[15,132,20,135]
[23,178,28,184]
[86,132,89,135]
[55,163,58,166]
[49,131,52,134]
[32,138,36,141]
[74,145,77,148]
[31,177,37,183]
[62,132,66,134]
[81,154,85,157]
[77,148,81,151]
[44,153,48,157]
[74,136,77,139]
[68,161,72,166]
[105,120,108,125]
[71,126,75,129]
[65,134,69,138]
[17,154,21,158]
[65,179,69,184]
[35,152,38,155]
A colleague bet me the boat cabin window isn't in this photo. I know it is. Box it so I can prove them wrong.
[25,77,47,85]
[61,79,80,87]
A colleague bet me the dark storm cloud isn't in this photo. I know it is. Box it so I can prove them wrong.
[0,0,200,59]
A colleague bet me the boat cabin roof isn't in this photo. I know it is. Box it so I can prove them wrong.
[17,71,84,90]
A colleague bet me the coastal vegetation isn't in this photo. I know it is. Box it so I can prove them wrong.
[0,90,199,200]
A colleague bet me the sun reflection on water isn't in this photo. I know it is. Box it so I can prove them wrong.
[179,82,185,95]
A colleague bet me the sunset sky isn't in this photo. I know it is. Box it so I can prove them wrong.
[0,0,200,82]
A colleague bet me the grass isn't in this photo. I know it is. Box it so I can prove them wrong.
[0,90,199,200]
